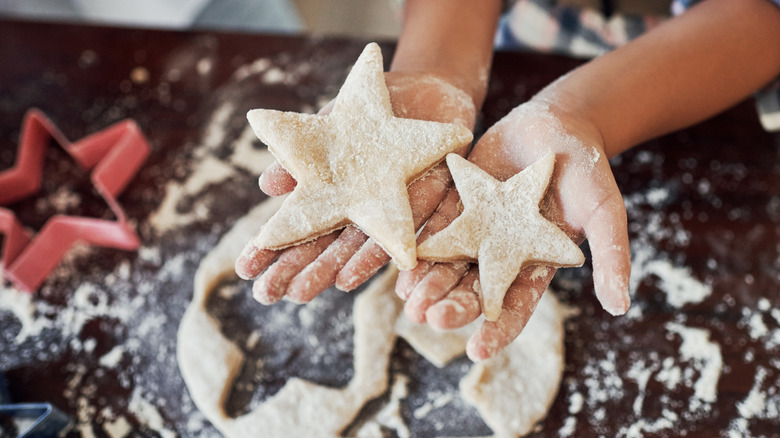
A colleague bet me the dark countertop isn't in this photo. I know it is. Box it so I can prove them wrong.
[1,19,779,437]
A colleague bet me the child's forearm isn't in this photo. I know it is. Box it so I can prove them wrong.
[537,0,780,157]
[390,0,502,110]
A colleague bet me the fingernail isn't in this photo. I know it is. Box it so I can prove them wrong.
[404,299,426,324]
[285,293,306,305]
[235,244,260,280]
[253,276,288,305]
[428,299,471,330]
[465,338,489,362]
[595,271,631,316]
[335,270,362,292]
[252,280,272,305]
[604,297,631,316]
[394,275,414,300]
[285,283,309,304]
[334,280,351,292]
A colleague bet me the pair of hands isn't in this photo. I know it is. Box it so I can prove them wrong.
[235,72,631,361]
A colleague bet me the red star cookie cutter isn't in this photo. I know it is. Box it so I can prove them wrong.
[0,109,150,292]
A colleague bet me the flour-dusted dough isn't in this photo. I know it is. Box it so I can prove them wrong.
[176,197,402,438]
[395,314,478,368]
[396,292,568,437]
[460,292,567,438]
[417,153,584,321]
[179,196,567,438]
[247,43,473,270]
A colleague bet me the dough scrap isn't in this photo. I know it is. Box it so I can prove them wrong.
[179,194,568,438]
[176,197,402,438]
[396,292,567,437]
[246,43,473,270]
[460,292,567,438]
[395,314,477,368]
[417,153,584,321]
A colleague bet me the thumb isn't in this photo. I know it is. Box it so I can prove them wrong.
[583,193,631,315]
[258,160,296,196]
[257,100,336,197]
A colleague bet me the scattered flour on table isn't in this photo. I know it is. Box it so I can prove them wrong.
[128,388,176,438]
[149,155,246,233]
[99,345,126,368]
[557,384,583,437]
[625,185,709,312]
[0,50,330,438]
[559,180,736,437]
[233,55,313,87]
[101,410,132,438]
[665,322,722,407]
[727,365,780,437]
[626,360,655,416]
[413,391,456,419]
[740,301,780,350]
[623,185,704,320]
[1,265,143,344]
[0,251,206,437]
[726,300,780,436]
[202,102,236,151]
[616,177,780,435]
[0,286,51,342]
[604,318,722,438]
[619,411,678,438]
[629,247,712,309]
[147,74,278,234]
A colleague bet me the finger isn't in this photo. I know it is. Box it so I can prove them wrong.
[419,186,462,240]
[394,184,465,299]
[286,226,368,302]
[336,162,454,291]
[235,234,279,280]
[396,260,433,300]
[258,160,297,196]
[334,240,388,291]
[466,266,556,361]
[584,194,631,315]
[425,266,481,330]
[256,99,335,197]
[403,262,469,323]
[393,186,463,296]
[252,231,338,305]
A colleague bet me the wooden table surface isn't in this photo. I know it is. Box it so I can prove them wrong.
[1,19,779,437]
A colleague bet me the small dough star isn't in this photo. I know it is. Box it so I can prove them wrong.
[247,43,473,270]
[417,153,584,321]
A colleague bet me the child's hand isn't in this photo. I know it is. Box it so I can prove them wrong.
[397,98,632,361]
[235,72,477,305]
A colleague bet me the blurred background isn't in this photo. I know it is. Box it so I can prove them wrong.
[0,0,671,39]
[0,0,403,38]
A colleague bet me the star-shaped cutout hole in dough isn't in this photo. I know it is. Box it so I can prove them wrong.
[417,153,584,321]
[247,43,473,270]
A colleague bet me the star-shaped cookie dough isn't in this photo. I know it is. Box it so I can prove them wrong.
[247,43,473,270]
[417,153,584,321]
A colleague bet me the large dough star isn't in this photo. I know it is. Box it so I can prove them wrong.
[417,153,584,321]
[247,43,472,270]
